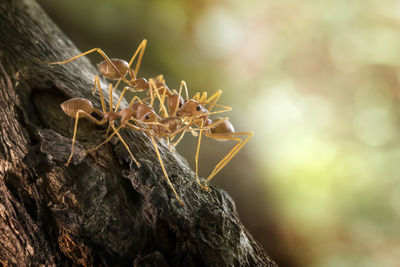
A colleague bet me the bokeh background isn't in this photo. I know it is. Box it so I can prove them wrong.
[37,0,400,266]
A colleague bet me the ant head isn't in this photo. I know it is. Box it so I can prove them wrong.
[139,111,157,123]
[135,103,152,118]
[177,99,205,117]
[135,103,157,123]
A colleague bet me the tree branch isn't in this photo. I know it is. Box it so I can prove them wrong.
[0,0,277,266]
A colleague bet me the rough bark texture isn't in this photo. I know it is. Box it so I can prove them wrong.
[0,0,277,266]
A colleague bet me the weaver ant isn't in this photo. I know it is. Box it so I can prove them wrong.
[61,78,186,206]
[176,91,253,191]
[61,86,145,167]
[50,40,169,114]
[81,89,190,207]
[50,39,147,89]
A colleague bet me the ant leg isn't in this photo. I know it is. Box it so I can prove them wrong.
[128,96,143,109]
[166,138,175,153]
[111,125,141,167]
[147,79,155,107]
[141,96,151,103]
[115,86,137,111]
[87,123,142,168]
[190,117,229,132]
[178,80,189,100]
[150,136,184,206]
[49,48,131,85]
[203,90,222,112]
[161,87,168,114]
[199,91,208,103]
[169,117,196,146]
[198,90,231,114]
[170,130,186,147]
[103,83,114,137]
[84,122,150,154]
[204,132,253,186]
[92,108,105,117]
[167,119,197,139]
[105,124,112,138]
[169,80,188,117]
[149,78,168,117]
[108,83,113,112]
[123,121,152,132]
[208,104,232,115]
[92,76,107,113]
[128,39,147,78]
[113,40,147,91]
[194,120,210,191]
[49,48,102,65]
[192,92,201,101]
[204,117,228,128]
[66,110,107,167]
[155,74,165,84]
[85,125,122,154]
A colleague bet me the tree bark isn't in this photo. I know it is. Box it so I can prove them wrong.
[0,0,277,266]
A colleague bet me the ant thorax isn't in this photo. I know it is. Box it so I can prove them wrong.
[161,117,182,132]
[104,111,119,121]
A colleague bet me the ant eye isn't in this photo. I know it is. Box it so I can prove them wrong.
[179,102,183,108]
[145,114,150,120]
[196,105,202,111]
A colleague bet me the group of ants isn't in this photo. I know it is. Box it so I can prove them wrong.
[50,40,253,207]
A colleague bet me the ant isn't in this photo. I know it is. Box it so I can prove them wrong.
[175,92,253,192]
[61,79,186,206]
[138,80,243,192]
[164,83,233,148]
[60,78,154,168]
[87,98,189,206]
[49,40,169,115]
[50,39,147,91]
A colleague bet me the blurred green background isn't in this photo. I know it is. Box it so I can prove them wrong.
[37,0,400,266]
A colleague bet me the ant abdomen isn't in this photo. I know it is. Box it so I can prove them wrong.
[61,98,94,118]
[97,58,130,80]
[210,117,235,136]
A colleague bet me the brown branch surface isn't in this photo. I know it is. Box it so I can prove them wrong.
[0,0,277,266]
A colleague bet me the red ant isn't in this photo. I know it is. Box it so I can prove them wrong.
[176,91,253,191]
